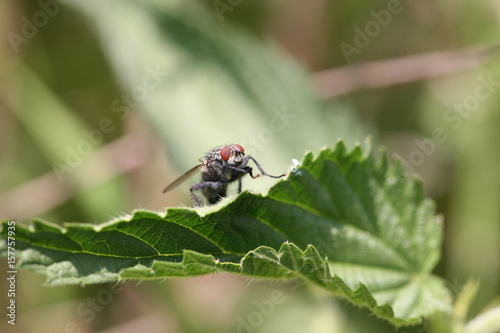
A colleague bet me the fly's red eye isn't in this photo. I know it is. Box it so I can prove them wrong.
[233,144,245,154]
[220,146,231,161]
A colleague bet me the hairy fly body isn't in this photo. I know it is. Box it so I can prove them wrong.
[162,144,285,206]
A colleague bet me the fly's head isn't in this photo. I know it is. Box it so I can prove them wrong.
[203,144,246,181]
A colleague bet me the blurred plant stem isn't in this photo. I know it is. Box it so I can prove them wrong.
[314,44,500,98]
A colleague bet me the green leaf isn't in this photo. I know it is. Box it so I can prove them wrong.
[0,142,451,326]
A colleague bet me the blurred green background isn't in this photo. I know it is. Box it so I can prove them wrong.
[0,0,499,332]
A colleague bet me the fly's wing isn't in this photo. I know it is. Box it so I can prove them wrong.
[162,164,203,194]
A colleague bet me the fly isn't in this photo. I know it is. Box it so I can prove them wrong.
[162,144,286,206]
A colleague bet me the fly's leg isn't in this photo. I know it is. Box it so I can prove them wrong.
[228,159,285,195]
[189,188,202,207]
[243,156,286,178]
[190,181,227,206]
[233,167,256,193]
[228,165,259,179]
[230,157,284,179]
